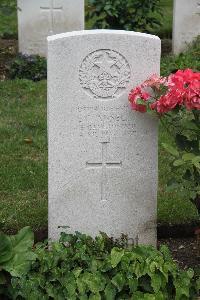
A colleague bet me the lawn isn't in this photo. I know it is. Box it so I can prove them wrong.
[0,38,200,234]
[0,80,48,233]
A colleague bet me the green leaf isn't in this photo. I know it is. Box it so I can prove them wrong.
[128,277,138,292]
[4,251,37,277]
[10,226,34,252]
[111,247,124,268]
[77,277,87,294]
[186,268,194,279]
[89,293,101,300]
[143,294,156,300]
[173,159,185,167]
[162,143,179,158]
[136,98,146,105]
[0,233,12,264]
[111,273,125,292]
[151,273,162,293]
[83,272,106,293]
[182,153,196,161]
[104,282,117,300]
[131,291,144,300]
[79,296,88,300]
[192,156,200,169]
[1,227,36,277]
[73,268,82,279]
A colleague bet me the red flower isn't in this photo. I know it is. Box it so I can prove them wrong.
[151,89,184,114]
[174,69,200,85]
[142,74,166,90]
[185,80,200,110]
[128,86,150,113]
[128,70,200,114]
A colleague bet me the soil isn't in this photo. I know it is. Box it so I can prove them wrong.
[158,238,200,269]
[161,38,172,56]
[0,38,18,80]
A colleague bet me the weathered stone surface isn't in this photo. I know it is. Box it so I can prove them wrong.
[173,0,200,54]
[17,0,84,57]
[48,30,161,245]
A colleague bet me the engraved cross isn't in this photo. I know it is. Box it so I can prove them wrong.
[40,0,63,34]
[86,141,122,202]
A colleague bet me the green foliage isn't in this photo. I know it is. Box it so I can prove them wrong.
[9,231,199,299]
[154,0,173,39]
[161,109,200,210]
[0,0,17,38]
[161,37,200,76]
[7,54,47,81]
[86,0,161,32]
[0,227,36,297]
[156,39,200,225]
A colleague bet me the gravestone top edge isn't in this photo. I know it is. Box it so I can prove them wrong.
[47,29,161,43]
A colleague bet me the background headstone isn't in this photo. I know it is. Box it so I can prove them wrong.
[17,0,84,57]
[173,0,200,54]
[48,30,161,245]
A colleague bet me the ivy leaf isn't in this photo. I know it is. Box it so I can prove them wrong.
[128,277,138,292]
[132,291,144,299]
[73,268,82,279]
[111,273,125,292]
[151,273,162,293]
[76,277,87,294]
[104,282,117,300]
[89,293,101,300]
[83,272,106,293]
[111,247,124,268]
[79,296,88,300]
[162,143,179,158]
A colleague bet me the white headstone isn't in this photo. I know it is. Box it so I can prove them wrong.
[17,0,84,57]
[173,0,200,54]
[48,30,161,245]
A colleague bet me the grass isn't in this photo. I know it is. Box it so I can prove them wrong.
[0,1,17,38]
[0,80,47,233]
[0,40,200,233]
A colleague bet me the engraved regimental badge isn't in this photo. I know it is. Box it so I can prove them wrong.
[79,49,131,99]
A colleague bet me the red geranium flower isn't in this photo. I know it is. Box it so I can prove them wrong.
[128,86,150,113]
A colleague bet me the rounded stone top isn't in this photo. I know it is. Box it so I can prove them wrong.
[47,29,161,42]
